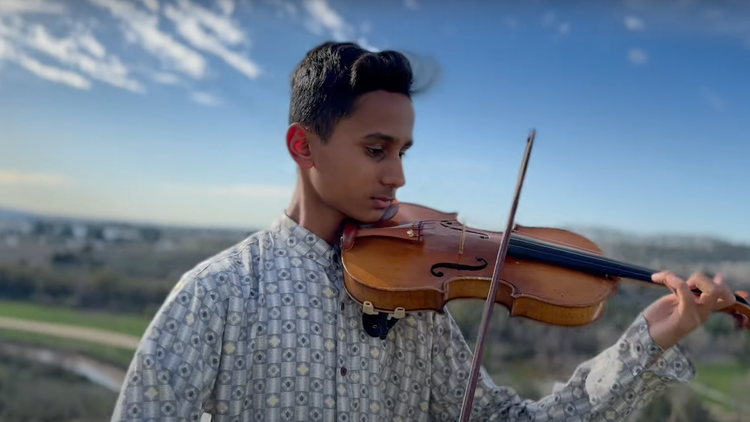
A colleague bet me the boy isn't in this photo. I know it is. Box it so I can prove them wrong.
[111,41,738,422]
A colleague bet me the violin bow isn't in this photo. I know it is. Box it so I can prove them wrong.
[457,129,536,422]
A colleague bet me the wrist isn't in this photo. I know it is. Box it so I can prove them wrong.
[645,320,682,351]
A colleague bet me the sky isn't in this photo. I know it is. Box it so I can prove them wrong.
[1,0,749,244]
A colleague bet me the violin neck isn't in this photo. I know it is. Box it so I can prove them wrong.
[509,234,656,284]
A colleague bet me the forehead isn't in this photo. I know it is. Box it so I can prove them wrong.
[336,90,414,141]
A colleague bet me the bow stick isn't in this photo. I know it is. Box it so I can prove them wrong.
[458,130,536,421]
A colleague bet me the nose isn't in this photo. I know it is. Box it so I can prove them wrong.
[382,158,406,189]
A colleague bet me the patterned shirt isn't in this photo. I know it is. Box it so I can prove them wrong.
[111,213,696,422]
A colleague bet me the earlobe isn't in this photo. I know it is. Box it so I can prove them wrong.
[286,123,314,170]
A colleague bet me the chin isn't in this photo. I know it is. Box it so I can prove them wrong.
[347,207,388,225]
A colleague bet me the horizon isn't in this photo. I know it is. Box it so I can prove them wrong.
[3,200,748,247]
[2,0,750,243]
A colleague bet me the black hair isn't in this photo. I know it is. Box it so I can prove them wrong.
[289,41,438,142]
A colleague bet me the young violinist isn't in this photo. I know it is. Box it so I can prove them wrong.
[110,41,741,422]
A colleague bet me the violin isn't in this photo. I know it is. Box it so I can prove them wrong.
[338,130,750,421]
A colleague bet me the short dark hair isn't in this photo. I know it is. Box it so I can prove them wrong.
[289,41,436,142]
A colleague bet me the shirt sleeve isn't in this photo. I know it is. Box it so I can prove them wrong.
[428,311,696,422]
[110,270,228,422]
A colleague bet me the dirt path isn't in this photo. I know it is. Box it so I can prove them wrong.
[0,315,142,349]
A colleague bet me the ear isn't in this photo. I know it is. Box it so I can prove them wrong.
[286,123,314,170]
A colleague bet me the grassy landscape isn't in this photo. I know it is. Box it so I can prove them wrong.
[0,353,118,422]
[0,297,747,421]
[0,299,151,337]
[1,210,749,421]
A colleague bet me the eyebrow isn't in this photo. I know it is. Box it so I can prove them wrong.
[364,132,413,148]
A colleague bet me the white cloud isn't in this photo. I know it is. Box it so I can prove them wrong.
[0,19,145,93]
[161,183,292,198]
[0,169,73,186]
[86,0,207,79]
[0,0,381,101]
[622,0,750,44]
[0,0,65,15]
[163,0,261,79]
[217,0,235,16]
[141,0,159,13]
[302,0,345,39]
[624,16,645,31]
[152,71,180,84]
[301,0,379,51]
[0,37,91,89]
[628,48,648,65]
[190,91,221,106]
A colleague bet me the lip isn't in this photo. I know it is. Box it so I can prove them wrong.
[371,197,394,209]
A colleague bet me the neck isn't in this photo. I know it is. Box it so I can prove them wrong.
[285,174,346,246]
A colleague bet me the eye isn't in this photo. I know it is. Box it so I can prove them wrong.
[365,146,384,157]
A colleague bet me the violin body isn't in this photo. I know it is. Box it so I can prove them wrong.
[341,202,618,326]
[340,201,750,329]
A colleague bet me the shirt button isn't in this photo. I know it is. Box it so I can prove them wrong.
[341,366,347,376]
[340,302,345,311]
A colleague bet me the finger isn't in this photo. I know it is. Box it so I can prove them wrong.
[664,273,698,316]
[692,273,719,303]
[711,274,736,310]
[686,272,713,294]
[652,271,675,286]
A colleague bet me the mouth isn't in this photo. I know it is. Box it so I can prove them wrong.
[371,196,394,209]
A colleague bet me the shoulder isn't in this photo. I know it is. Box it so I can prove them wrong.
[166,227,276,303]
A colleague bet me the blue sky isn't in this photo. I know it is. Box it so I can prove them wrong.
[1,0,749,243]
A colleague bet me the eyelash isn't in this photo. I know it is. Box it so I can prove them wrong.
[366,147,407,158]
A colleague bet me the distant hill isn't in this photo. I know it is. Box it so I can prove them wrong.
[1,203,748,278]
[562,225,750,288]
[0,205,37,221]
[0,203,253,235]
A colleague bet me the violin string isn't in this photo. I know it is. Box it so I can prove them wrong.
[419,219,682,281]
[413,219,749,308]
[508,231,602,255]
[512,233,658,273]
[435,219,656,274]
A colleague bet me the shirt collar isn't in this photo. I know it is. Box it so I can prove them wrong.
[274,213,339,270]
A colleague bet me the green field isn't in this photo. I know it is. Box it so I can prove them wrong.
[696,362,749,397]
[0,299,152,337]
